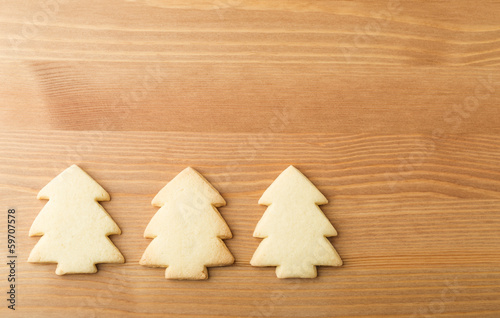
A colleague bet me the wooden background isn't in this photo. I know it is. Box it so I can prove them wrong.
[1,1,500,317]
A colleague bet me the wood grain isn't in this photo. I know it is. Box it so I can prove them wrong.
[1,1,500,317]
[0,0,500,133]
[1,131,500,317]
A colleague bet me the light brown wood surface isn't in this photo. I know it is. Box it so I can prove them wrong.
[1,1,500,317]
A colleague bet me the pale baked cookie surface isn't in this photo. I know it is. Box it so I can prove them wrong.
[28,165,124,275]
[251,165,342,278]
[140,167,234,280]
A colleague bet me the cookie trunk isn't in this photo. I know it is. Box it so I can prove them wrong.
[276,264,317,279]
[55,262,97,275]
[165,265,208,280]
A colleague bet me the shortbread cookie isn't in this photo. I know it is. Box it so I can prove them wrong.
[28,165,124,275]
[251,165,342,278]
[140,167,234,280]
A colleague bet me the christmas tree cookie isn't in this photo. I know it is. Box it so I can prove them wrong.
[140,167,234,280]
[251,166,342,278]
[28,165,124,275]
